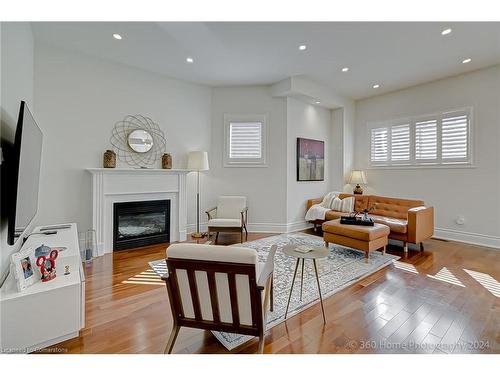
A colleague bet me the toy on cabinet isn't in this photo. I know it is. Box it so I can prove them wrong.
[36,249,59,282]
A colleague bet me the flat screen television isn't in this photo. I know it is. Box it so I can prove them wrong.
[7,101,43,245]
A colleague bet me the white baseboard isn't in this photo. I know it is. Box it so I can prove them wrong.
[186,220,313,235]
[433,227,500,249]
[187,222,208,233]
[247,222,287,233]
[285,220,314,233]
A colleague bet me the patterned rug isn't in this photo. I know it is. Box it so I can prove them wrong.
[150,233,399,351]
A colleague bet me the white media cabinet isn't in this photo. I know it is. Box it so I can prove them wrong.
[0,223,85,353]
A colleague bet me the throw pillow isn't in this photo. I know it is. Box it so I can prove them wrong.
[330,196,355,213]
[341,196,355,213]
[330,197,342,211]
[320,192,337,208]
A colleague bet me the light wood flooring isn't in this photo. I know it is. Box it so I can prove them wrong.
[44,230,499,354]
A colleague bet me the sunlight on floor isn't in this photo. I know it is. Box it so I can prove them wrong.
[393,260,419,274]
[121,269,164,286]
[463,269,500,297]
[427,267,465,287]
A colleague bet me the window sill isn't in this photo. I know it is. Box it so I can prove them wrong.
[367,164,476,170]
[223,163,269,168]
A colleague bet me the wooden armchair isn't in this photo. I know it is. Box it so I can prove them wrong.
[206,196,248,243]
[162,242,277,353]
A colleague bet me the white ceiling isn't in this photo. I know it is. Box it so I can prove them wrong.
[31,22,500,100]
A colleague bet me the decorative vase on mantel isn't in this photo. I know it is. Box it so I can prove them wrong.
[103,150,116,168]
[162,153,172,169]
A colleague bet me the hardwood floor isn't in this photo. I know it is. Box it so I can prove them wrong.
[46,231,499,354]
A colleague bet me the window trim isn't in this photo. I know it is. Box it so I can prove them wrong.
[368,107,474,169]
[223,113,268,168]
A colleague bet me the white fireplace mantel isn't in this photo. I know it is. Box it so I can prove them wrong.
[87,168,190,256]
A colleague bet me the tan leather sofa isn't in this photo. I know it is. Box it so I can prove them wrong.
[307,193,434,252]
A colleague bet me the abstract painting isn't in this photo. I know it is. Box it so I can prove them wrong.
[296,138,324,181]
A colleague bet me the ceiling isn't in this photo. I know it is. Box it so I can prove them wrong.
[31,22,500,100]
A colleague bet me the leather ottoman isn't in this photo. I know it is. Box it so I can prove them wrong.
[322,219,390,259]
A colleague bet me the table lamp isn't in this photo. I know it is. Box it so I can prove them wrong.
[349,170,367,195]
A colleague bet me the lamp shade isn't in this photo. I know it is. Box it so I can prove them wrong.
[349,170,367,184]
[187,151,209,171]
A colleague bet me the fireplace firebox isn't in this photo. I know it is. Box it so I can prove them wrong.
[113,200,170,251]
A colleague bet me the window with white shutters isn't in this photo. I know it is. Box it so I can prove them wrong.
[441,113,468,161]
[391,124,410,162]
[229,122,262,159]
[224,114,267,167]
[415,119,437,162]
[371,128,388,163]
[369,108,472,167]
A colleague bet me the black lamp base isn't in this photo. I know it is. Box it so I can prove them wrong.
[353,184,363,195]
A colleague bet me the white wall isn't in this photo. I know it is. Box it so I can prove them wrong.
[354,65,500,247]
[33,43,212,233]
[286,97,332,226]
[209,86,288,231]
[0,22,34,281]
[330,107,347,192]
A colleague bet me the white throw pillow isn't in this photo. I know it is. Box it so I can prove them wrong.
[341,197,355,213]
[320,192,337,208]
[330,197,342,211]
[330,196,355,213]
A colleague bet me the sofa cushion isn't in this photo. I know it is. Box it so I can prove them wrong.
[325,210,343,220]
[368,195,424,219]
[322,219,390,241]
[370,215,408,234]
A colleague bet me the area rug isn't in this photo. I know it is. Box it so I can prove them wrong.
[149,233,399,351]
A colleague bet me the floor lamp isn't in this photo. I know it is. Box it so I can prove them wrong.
[187,151,209,238]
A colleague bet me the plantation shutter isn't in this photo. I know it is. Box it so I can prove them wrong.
[415,119,438,161]
[371,127,389,162]
[229,122,262,159]
[390,124,410,162]
[441,113,468,161]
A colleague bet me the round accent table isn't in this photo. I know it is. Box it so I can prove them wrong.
[283,244,329,323]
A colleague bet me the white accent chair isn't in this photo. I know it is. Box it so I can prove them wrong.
[206,196,248,243]
[162,242,276,354]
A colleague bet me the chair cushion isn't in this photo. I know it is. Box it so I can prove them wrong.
[167,243,257,265]
[216,196,247,219]
[370,215,408,234]
[208,218,242,227]
[322,219,390,241]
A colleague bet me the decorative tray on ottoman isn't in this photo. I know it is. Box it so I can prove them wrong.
[340,216,375,226]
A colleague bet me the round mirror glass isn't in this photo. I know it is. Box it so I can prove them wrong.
[128,130,154,153]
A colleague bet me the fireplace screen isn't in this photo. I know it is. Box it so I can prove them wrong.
[113,200,170,250]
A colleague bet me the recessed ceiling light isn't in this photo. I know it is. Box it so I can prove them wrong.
[441,28,452,36]
[341,67,349,72]
[462,58,472,64]
[315,101,321,104]
[112,33,122,40]
[372,84,380,89]
[186,57,194,64]
[299,45,307,51]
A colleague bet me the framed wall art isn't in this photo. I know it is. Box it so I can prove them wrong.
[296,137,325,181]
